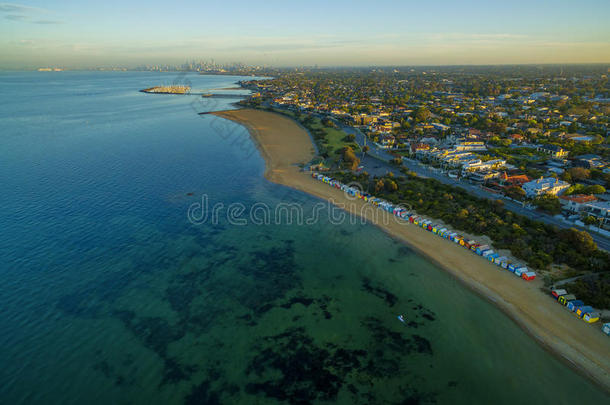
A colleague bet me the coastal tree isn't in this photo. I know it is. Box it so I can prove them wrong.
[374,179,385,193]
[384,179,398,192]
[341,146,360,171]
[567,167,590,182]
[533,194,561,215]
[414,107,431,122]
[505,186,526,201]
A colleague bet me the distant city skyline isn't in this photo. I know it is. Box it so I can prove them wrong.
[1,0,609,69]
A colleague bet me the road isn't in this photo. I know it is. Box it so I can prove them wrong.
[338,121,610,252]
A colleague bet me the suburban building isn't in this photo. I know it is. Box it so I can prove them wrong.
[581,201,610,226]
[497,172,531,188]
[522,177,570,197]
[536,144,569,158]
[454,140,487,152]
[559,194,598,213]
[462,159,506,173]
[573,154,605,169]
[469,171,501,183]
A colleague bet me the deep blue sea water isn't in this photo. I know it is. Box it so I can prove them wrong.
[0,72,607,404]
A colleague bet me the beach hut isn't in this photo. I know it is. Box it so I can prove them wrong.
[427,224,433,232]
[476,245,489,255]
[602,323,610,336]
[494,256,507,265]
[576,306,594,318]
[567,300,584,312]
[508,263,518,272]
[583,312,600,323]
[551,289,567,299]
[409,216,416,223]
[485,253,500,263]
[522,272,536,281]
[500,260,510,269]
[558,294,576,306]
[470,243,480,251]
[514,267,528,277]
[481,249,494,257]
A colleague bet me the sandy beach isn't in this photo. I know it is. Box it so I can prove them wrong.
[212,108,610,392]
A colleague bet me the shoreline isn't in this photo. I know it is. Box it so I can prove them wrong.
[211,108,610,393]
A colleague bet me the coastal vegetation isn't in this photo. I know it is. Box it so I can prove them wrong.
[333,170,609,281]
[564,274,610,309]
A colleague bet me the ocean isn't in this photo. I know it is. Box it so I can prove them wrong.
[0,71,607,404]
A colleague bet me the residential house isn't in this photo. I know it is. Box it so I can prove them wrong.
[559,194,597,213]
[469,171,501,183]
[462,159,506,173]
[536,144,569,158]
[581,201,610,226]
[522,177,570,197]
[573,154,605,169]
[497,172,531,188]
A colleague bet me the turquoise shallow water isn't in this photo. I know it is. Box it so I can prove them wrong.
[0,72,607,404]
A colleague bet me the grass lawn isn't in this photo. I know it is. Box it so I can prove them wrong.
[268,108,361,162]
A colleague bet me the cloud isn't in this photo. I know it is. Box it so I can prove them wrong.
[0,2,63,24]
[0,3,50,14]
[4,13,26,20]
[33,19,63,24]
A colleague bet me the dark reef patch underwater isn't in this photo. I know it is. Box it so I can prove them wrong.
[54,212,445,404]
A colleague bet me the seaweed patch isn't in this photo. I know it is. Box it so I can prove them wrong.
[112,310,196,385]
[245,327,366,404]
[244,323,438,404]
[361,277,398,307]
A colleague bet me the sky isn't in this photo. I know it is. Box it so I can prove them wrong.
[1,0,609,69]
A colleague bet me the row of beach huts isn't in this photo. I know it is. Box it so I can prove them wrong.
[312,172,610,336]
[550,288,610,332]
